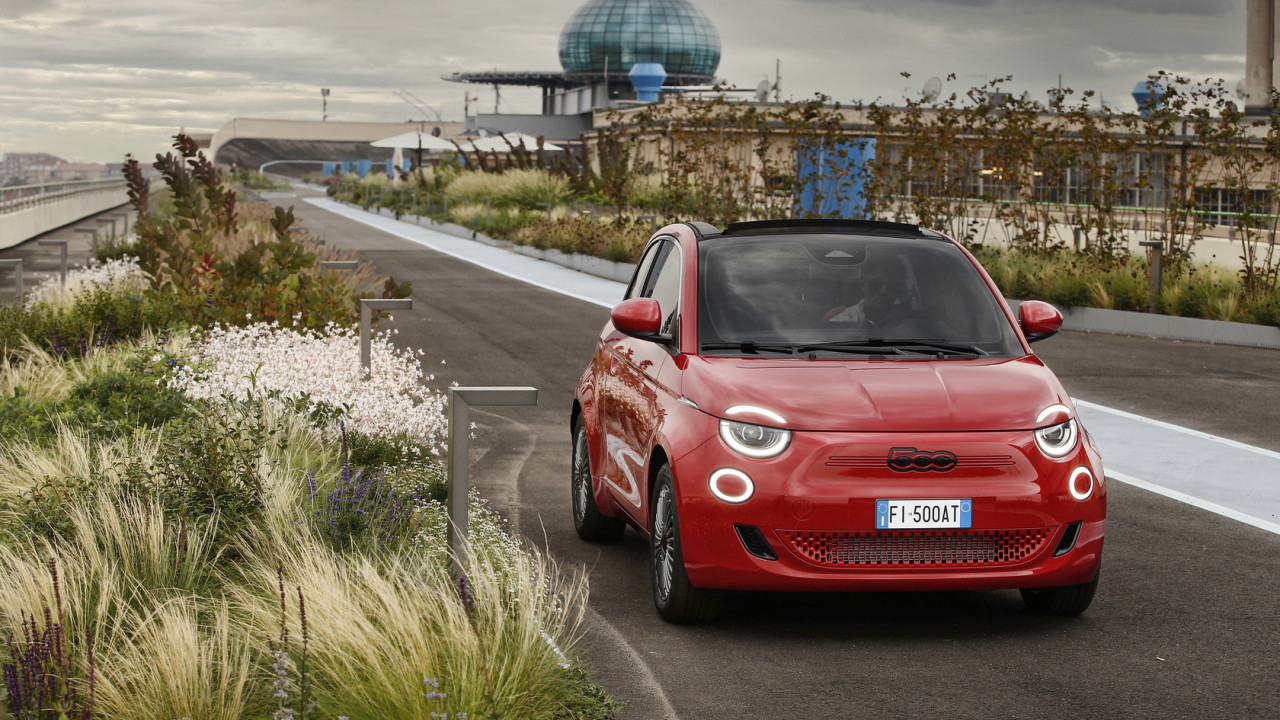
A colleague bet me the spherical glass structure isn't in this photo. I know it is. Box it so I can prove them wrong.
[559,0,721,81]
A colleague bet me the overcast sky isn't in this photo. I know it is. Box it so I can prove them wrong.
[0,0,1249,163]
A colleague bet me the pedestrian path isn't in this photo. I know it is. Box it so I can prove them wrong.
[315,196,1280,535]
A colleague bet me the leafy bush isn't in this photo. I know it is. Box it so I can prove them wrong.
[119,399,275,549]
[509,216,650,264]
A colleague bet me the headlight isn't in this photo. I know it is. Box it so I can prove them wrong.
[1034,418,1078,458]
[719,419,791,459]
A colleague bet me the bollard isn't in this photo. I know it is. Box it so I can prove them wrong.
[359,298,413,380]
[95,217,117,239]
[442,194,449,216]
[446,386,539,577]
[484,196,492,224]
[638,215,657,234]
[38,239,69,286]
[537,202,552,226]
[0,259,22,302]
[1139,240,1163,314]
[319,260,358,275]
[74,227,99,264]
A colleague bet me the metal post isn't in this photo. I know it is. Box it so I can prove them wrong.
[38,239,68,286]
[1140,240,1163,314]
[359,298,413,380]
[638,215,657,234]
[74,227,99,264]
[447,386,539,577]
[319,260,358,275]
[0,259,22,302]
[485,196,492,224]
[537,202,552,225]
[96,217,117,239]
[442,194,449,217]
[112,212,130,236]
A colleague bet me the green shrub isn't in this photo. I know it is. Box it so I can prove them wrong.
[120,399,277,549]
[0,286,168,363]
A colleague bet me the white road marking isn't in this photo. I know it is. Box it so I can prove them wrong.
[1106,471,1280,536]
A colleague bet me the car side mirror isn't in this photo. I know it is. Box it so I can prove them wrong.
[1019,300,1063,342]
[611,298,670,342]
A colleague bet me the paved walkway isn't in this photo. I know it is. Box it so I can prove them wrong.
[309,195,1280,536]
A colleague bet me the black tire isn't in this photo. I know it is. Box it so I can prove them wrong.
[1020,569,1100,616]
[571,419,625,542]
[650,464,719,624]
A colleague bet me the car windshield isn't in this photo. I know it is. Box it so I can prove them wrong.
[697,233,1023,358]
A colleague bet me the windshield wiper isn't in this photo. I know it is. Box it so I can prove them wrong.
[798,338,987,357]
[793,341,908,356]
[699,342,797,355]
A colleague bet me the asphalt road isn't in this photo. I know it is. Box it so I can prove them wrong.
[15,200,1277,719]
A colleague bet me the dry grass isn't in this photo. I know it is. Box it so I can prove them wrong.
[234,525,588,719]
[93,598,260,720]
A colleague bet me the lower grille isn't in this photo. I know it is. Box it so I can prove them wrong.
[779,528,1051,568]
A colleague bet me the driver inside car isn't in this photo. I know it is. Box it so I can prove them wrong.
[822,254,912,326]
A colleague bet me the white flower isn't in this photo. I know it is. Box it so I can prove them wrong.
[169,321,449,454]
[24,256,147,309]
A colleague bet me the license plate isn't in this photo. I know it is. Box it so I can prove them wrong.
[876,499,972,529]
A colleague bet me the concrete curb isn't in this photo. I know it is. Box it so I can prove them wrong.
[349,200,1279,351]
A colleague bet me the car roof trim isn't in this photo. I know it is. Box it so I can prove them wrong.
[721,218,936,240]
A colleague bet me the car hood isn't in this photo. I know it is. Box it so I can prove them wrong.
[682,356,1071,433]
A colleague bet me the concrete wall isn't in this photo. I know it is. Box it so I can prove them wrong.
[0,187,128,250]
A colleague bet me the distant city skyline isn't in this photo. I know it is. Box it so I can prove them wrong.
[0,0,1249,164]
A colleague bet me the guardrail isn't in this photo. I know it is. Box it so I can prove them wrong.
[0,179,128,215]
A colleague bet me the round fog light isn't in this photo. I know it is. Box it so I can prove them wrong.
[1069,466,1094,501]
[710,469,754,504]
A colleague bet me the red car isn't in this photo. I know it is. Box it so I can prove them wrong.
[570,219,1105,623]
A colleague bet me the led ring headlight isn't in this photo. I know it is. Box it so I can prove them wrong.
[1034,404,1079,459]
[720,406,791,459]
[1069,466,1095,501]
[710,469,754,504]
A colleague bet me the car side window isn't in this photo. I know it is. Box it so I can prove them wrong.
[644,242,682,336]
[626,242,664,300]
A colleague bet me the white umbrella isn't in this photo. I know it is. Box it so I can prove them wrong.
[370,131,457,151]
[457,132,563,154]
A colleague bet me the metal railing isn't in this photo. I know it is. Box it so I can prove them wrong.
[0,178,128,214]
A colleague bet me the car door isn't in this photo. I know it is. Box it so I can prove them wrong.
[599,238,682,525]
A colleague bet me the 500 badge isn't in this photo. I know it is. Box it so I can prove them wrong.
[887,447,958,472]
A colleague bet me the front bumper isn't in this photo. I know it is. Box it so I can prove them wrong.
[675,428,1107,592]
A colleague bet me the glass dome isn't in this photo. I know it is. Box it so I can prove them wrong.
[559,0,721,80]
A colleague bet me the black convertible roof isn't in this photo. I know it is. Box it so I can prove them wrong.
[721,219,938,239]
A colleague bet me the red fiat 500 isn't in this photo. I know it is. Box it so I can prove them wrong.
[570,219,1105,623]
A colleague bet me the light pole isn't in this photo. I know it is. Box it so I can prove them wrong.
[321,88,330,122]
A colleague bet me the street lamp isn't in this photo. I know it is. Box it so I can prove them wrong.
[321,88,330,122]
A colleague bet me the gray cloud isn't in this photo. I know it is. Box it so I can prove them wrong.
[802,0,1236,15]
[0,0,1252,162]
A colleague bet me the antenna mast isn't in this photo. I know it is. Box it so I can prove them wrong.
[774,59,781,102]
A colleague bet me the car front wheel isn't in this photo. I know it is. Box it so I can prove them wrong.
[650,464,719,623]
[571,419,625,542]
[1020,569,1100,615]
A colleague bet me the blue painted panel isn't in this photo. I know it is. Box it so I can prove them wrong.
[357,159,371,178]
[341,161,352,174]
[403,158,412,172]
[386,159,395,178]
[322,162,337,176]
[794,138,875,218]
